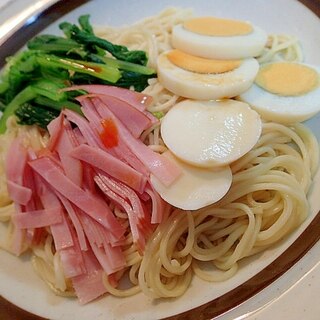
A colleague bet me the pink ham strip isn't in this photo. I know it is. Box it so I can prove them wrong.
[23,153,37,211]
[6,139,29,255]
[75,99,149,178]
[90,242,125,275]
[70,144,146,193]
[65,117,81,147]
[35,170,86,278]
[79,94,153,138]
[78,97,149,177]
[29,157,125,238]
[55,119,83,186]
[22,154,40,245]
[34,174,74,250]
[63,109,104,148]
[96,172,145,221]
[102,241,126,272]
[63,84,153,111]
[10,204,26,255]
[92,97,181,186]
[13,208,63,229]
[145,184,166,224]
[93,94,153,137]
[76,199,120,246]
[71,250,107,305]
[6,181,32,205]
[82,164,97,193]
[73,127,86,145]
[59,227,86,278]
[47,113,64,151]
[94,174,145,253]
[106,137,149,177]
[77,209,126,274]
[77,97,104,133]
[77,211,105,247]
[57,195,88,251]
[72,270,106,305]
[6,138,28,185]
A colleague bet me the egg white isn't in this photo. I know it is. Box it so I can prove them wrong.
[150,151,232,210]
[239,64,320,123]
[157,52,259,100]
[172,23,268,60]
[161,99,262,167]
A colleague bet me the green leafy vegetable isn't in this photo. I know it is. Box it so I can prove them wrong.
[37,55,121,83]
[34,96,83,115]
[15,103,59,129]
[27,35,84,56]
[0,86,37,133]
[0,14,156,133]
[63,23,148,65]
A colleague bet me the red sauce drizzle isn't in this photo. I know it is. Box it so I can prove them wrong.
[83,63,102,73]
[100,118,119,148]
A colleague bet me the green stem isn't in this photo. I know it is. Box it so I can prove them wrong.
[0,86,36,134]
[37,55,121,83]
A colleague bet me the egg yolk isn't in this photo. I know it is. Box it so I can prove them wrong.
[167,49,241,74]
[183,17,253,37]
[255,62,319,96]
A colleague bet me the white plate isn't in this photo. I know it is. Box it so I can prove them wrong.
[0,1,319,319]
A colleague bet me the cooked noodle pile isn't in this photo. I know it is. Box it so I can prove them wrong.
[0,8,318,300]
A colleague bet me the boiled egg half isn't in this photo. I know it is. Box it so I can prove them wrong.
[157,49,259,100]
[161,99,262,167]
[172,16,268,60]
[239,61,320,123]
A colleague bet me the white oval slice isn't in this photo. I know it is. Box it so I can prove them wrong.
[157,52,259,100]
[161,99,262,167]
[150,151,232,210]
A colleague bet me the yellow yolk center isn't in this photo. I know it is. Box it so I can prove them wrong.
[167,49,241,74]
[183,17,253,36]
[255,62,319,96]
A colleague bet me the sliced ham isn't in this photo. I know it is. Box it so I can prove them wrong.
[63,109,104,148]
[70,144,146,193]
[6,139,29,255]
[29,157,125,238]
[71,250,107,305]
[13,208,63,229]
[6,181,32,205]
[57,195,88,251]
[89,241,125,275]
[96,173,145,221]
[6,138,28,186]
[79,97,105,133]
[79,94,153,138]
[59,243,86,278]
[47,113,64,151]
[55,119,83,186]
[92,97,181,186]
[76,98,150,177]
[34,174,74,250]
[5,84,176,304]
[10,204,26,256]
[145,184,166,224]
[77,211,105,248]
[94,174,146,253]
[63,84,153,111]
